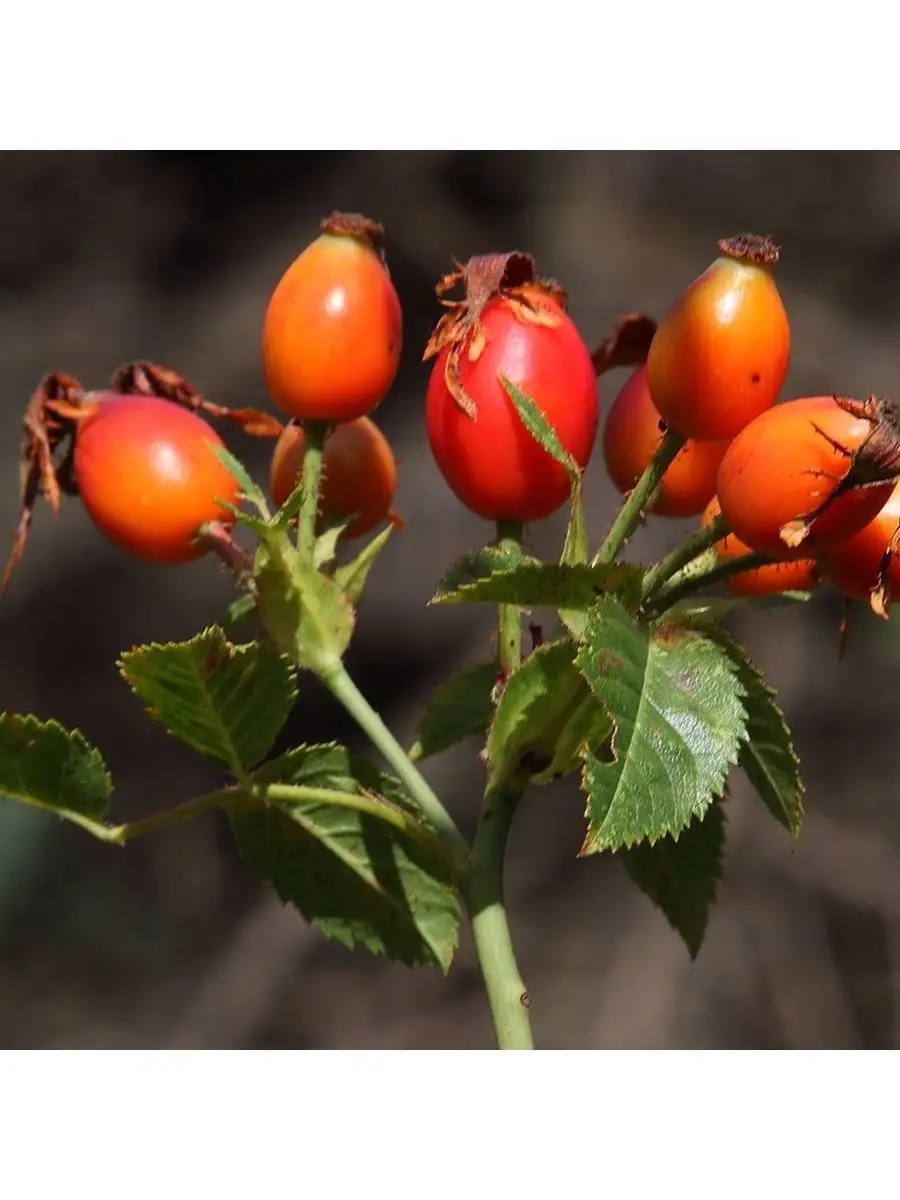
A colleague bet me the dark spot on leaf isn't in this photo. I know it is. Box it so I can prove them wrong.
[594,651,623,674]
[520,746,553,776]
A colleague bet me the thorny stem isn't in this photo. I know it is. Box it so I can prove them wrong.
[463,776,534,1050]
[319,660,471,867]
[645,550,777,616]
[594,429,686,564]
[297,420,330,561]
[639,514,730,605]
[496,520,525,676]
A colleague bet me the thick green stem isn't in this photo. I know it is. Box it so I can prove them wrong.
[645,550,775,616]
[595,429,685,564]
[496,520,524,676]
[297,420,330,561]
[320,661,471,866]
[463,777,534,1050]
[640,514,730,604]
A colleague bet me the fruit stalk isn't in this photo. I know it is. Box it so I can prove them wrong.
[595,429,685,564]
[644,550,776,615]
[297,420,329,560]
[640,514,730,603]
[496,520,525,675]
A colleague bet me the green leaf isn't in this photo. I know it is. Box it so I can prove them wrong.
[209,444,270,515]
[410,661,499,762]
[231,743,461,970]
[576,597,746,853]
[334,522,396,605]
[711,634,804,838]
[118,626,297,775]
[433,546,533,601]
[215,500,271,537]
[621,797,726,959]
[499,375,581,477]
[487,641,611,786]
[0,714,111,823]
[254,534,354,673]
[433,560,644,612]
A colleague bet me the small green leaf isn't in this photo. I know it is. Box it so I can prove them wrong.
[661,591,814,628]
[433,560,644,612]
[118,626,296,775]
[0,714,111,823]
[215,500,271,536]
[231,743,461,970]
[254,534,354,673]
[312,515,355,568]
[621,797,726,959]
[209,444,270,515]
[224,593,258,632]
[499,375,581,477]
[576,597,746,853]
[411,661,499,762]
[334,522,396,605]
[487,641,611,786]
[560,475,589,568]
[711,633,804,838]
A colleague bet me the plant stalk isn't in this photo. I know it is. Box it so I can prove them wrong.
[297,420,330,561]
[463,777,534,1050]
[640,514,729,604]
[595,429,685,564]
[320,661,471,866]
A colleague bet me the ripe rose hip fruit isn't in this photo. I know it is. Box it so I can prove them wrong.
[270,416,398,540]
[821,482,900,615]
[262,212,403,423]
[73,393,240,564]
[647,233,790,441]
[424,252,598,523]
[603,365,728,518]
[702,497,819,598]
[716,395,900,558]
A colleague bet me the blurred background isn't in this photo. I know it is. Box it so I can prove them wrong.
[1,151,900,1049]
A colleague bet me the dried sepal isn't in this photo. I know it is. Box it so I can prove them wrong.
[779,394,900,550]
[422,251,566,419]
[718,233,781,268]
[3,371,91,596]
[591,313,659,377]
[110,361,284,438]
[320,211,386,263]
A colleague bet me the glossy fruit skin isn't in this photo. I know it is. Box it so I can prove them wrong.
[603,365,728,518]
[270,416,397,540]
[647,252,790,441]
[821,483,900,601]
[73,393,240,564]
[702,497,819,597]
[262,231,403,423]
[716,396,895,558]
[426,292,598,522]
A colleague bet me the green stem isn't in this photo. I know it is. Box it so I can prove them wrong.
[640,514,729,604]
[320,660,471,866]
[496,520,525,676]
[463,777,533,1050]
[595,429,685,564]
[646,550,775,616]
[297,420,330,561]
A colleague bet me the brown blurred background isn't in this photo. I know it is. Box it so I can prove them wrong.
[1,151,899,1050]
